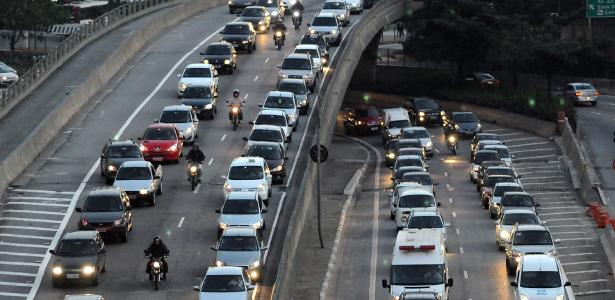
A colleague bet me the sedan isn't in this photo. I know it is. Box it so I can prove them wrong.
[200,42,238,74]
[99,139,143,184]
[50,231,106,287]
[495,209,542,250]
[565,82,599,106]
[278,78,310,114]
[343,105,383,135]
[444,111,482,137]
[0,65,18,87]
[212,227,268,282]
[245,141,288,184]
[238,6,271,33]
[179,85,218,120]
[138,123,184,164]
[194,267,255,299]
[157,105,199,144]
[220,22,257,53]
[261,91,300,129]
[216,191,268,237]
[113,160,162,206]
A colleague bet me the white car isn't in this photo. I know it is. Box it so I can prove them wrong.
[308,13,342,46]
[404,210,449,245]
[223,156,273,202]
[511,254,571,300]
[177,63,218,97]
[495,209,542,250]
[216,191,268,237]
[193,266,254,300]
[243,124,289,151]
[388,181,433,218]
[505,224,558,275]
[321,0,350,26]
[344,0,363,13]
[157,105,199,144]
[261,91,300,129]
[393,188,439,230]
[252,109,291,141]
[0,64,18,87]
[484,144,512,166]
[400,126,433,157]
[294,44,324,72]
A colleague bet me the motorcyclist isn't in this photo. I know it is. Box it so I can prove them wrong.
[272,19,287,45]
[186,143,205,180]
[144,236,170,280]
[290,1,304,24]
[227,89,245,122]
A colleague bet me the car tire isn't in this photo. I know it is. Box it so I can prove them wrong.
[101,262,107,273]
[490,210,496,219]
[100,167,105,177]
[390,212,394,220]
[498,244,504,251]
[156,182,162,195]
[209,111,215,120]
[253,42,256,50]
[105,176,114,185]
[120,230,128,243]
[228,67,234,75]
[92,271,99,286]
[149,194,156,206]
[248,46,253,54]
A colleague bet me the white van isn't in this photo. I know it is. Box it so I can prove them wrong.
[381,108,411,144]
[392,188,439,230]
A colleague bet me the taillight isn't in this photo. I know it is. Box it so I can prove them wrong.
[81,218,88,226]
[575,91,582,96]
[595,91,600,96]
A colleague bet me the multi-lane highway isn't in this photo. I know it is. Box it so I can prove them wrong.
[0,1,365,299]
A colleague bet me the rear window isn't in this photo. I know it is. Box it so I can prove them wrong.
[250,129,283,142]
[407,216,443,228]
[202,275,245,292]
[575,84,595,90]
[228,166,264,180]
[401,129,429,139]
[355,107,379,118]
[398,194,435,208]
[312,16,337,26]
[256,0,278,7]
[247,144,283,160]
[115,167,151,180]
[108,145,141,158]
[474,152,499,164]
[502,213,540,225]
[323,2,345,9]
[241,8,266,16]
[295,48,319,58]
[494,185,523,196]
[183,86,213,99]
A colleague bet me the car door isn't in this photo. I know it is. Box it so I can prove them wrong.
[96,233,106,270]
[150,164,161,189]
[122,191,133,225]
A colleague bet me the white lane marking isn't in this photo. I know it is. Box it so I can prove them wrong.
[592,112,601,115]
[0,261,40,267]
[512,154,558,160]
[521,175,566,180]
[507,142,551,148]
[566,270,600,275]
[0,226,57,232]
[30,23,232,300]
[574,290,614,296]
[221,134,226,141]
[0,234,52,240]
[7,202,69,207]
[580,279,609,284]
[254,75,259,82]
[502,137,543,143]
[367,146,381,300]
[208,158,214,166]
[463,271,468,279]
[8,189,74,195]
[531,191,570,195]
[0,217,61,224]
[482,128,508,132]
[0,251,45,258]
[452,212,456,218]
[434,148,440,154]
[243,94,249,100]
[558,252,596,257]
[446,183,451,189]
[558,237,598,242]
[0,242,49,249]
[498,132,523,136]
[0,282,33,288]
[557,244,596,249]
[265,57,270,63]
[516,170,562,175]
[542,217,583,222]
[5,210,65,216]
[7,196,70,202]
[177,217,185,228]
[539,211,581,216]
[539,206,583,210]
[263,192,286,264]
[459,247,464,254]
[193,183,201,194]
[521,181,566,185]
[510,148,557,154]
[449,198,452,203]
[0,271,36,277]
[456,228,460,235]
[444,171,448,177]
[562,261,600,266]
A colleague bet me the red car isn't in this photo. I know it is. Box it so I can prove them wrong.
[343,105,383,135]
[138,123,184,164]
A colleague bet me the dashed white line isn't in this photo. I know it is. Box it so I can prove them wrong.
[221,134,226,142]
[5,210,65,216]
[265,57,270,63]
[566,269,600,275]
[193,183,201,194]
[0,217,61,224]
[0,234,52,240]
[592,112,601,115]
[243,94,249,100]
[177,217,185,228]
[254,75,259,82]
[452,212,457,218]
[463,271,468,279]
[0,261,40,267]
[444,171,448,177]
[8,189,74,195]
[208,158,214,166]
[434,148,440,154]
[459,247,464,254]
[449,198,453,204]
[455,228,460,235]
[0,242,49,249]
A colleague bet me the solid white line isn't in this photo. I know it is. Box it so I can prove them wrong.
[558,237,598,242]
[0,234,52,240]
[221,134,226,142]
[512,154,558,160]
[263,192,286,264]
[540,211,580,216]
[193,183,201,194]
[558,252,595,257]
[0,251,45,258]
[507,142,551,148]
[449,198,452,203]
[510,148,557,154]
[456,228,460,235]
[498,132,523,136]
[0,271,36,277]
[8,189,74,195]
[208,157,214,166]
[0,226,57,232]
[557,244,596,249]
[444,171,448,177]
[459,247,464,254]
[566,270,600,275]
[8,196,70,202]
[254,75,259,81]
[368,146,381,300]
[502,137,543,143]
[452,212,456,218]
[0,242,49,249]
[521,176,565,180]
[7,202,69,207]
[574,290,613,296]
[5,210,65,216]
[265,57,270,64]
[482,128,508,132]
[580,279,609,284]
[463,271,468,279]
[0,261,40,267]
[0,217,61,224]
[177,217,185,228]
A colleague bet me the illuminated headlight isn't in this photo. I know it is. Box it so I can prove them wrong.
[293,11,300,17]
[250,270,260,280]
[393,296,400,300]
[400,216,408,223]
[356,120,363,125]
[321,57,327,64]
[426,141,433,148]
[139,144,147,152]
[272,165,283,172]
[454,124,460,130]
[331,29,337,34]
[499,230,509,240]
[82,265,95,275]
[139,188,149,195]
[258,21,264,25]
[242,40,249,44]
[419,116,425,121]
[290,0,296,5]
[271,11,278,16]
[440,111,446,116]
[386,152,395,159]
[309,28,316,34]
[299,100,307,106]
[114,218,124,226]
[250,261,261,268]
[168,144,178,152]
[224,59,231,64]
[279,72,288,78]
[219,222,227,229]
[547,249,558,256]
[215,260,225,267]
[251,222,262,229]
[203,59,209,64]
[304,73,313,79]
[447,136,456,143]
[152,261,161,268]
[107,165,117,172]
[185,127,192,134]
[228,0,232,4]
[477,123,482,129]
[179,83,188,91]
[190,165,198,173]
[473,165,479,172]
[205,103,213,109]
[258,184,266,192]
[419,111,426,117]
[340,14,346,18]
[520,295,529,300]
[52,266,63,275]
[231,106,239,113]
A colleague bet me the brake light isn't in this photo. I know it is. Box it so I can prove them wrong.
[81,218,88,226]
[399,245,415,251]
[595,91,600,96]
[575,91,582,96]
[420,245,435,251]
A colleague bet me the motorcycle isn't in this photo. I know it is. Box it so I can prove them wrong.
[274,31,283,50]
[146,256,166,290]
[447,134,458,155]
[229,104,241,131]
[292,11,301,29]
[187,162,200,190]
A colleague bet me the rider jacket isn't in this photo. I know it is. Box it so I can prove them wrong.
[272,23,287,34]
[145,242,170,258]
[290,3,304,13]
[186,149,205,163]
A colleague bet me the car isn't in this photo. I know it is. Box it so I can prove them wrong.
[224,156,273,202]
[500,192,539,217]
[390,166,426,186]
[321,0,350,26]
[138,123,184,164]
[294,44,324,72]
[495,209,542,250]
[278,53,317,92]
[75,188,133,242]
[228,0,256,13]
[245,141,287,184]
[200,42,238,74]
[179,85,218,120]
[99,139,143,184]
[484,144,513,166]
[177,63,218,97]
[392,155,428,173]
[464,72,500,86]
[112,160,162,206]
[252,109,291,140]
[343,105,383,135]
[404,210,448,245]
[300,33,329,59]
[216,191,268,237]
[393,188,439,230]
[0,64,18,87]
[194,266,255,299]
[388,180,431,218]
[476,160,508,184]
[381,108,412,144]
[0,61,17,74]
[398,148,426,161]
[50,231,107,287]
[395,291,440,300]
[471,140,504,161]
[444,112,482,137]
[479,175,516,208]
[212,227,268,282]
[238,6,271,33]
[308,13,342,46]
[489,183,524,219]
[157,105,199,144]
[565,82,599,106]
[244,124,289,152]
[505,225,558,275]
[469,150,499,183]
[510,254,571,300]
[399,171,437,195]
[470,133,501,153]
[220,22,257,52]
[261,91,300,129]
[278,78,310,114]
[64,295,105,300]
[394,139,423,158]
[344,0,363,13]
[484,166,521,184]
[400,127,434,156]
[255,0,284,22]
[403,97,445,126]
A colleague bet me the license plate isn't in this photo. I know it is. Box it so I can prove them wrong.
[152,157,163,162]
[66,274,79,279]
[370,127,379,131]
[214,64,221,68]
[429,115,437,120]
[128,195,137,200]
[97,227,110,232]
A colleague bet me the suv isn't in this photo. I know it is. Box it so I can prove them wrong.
[194,266,255,299]
[511,254,571,300]
[294,44,324,72]
[220,22,257,52]
[76,188,133,242]
[393,188,439,230]
[212,227,268,282]
[223,156,273,203]
[308,12,342,46]
[278,53,317,92]
[177,63,218,97]
[113,160,162,206]
[200,42,238,74]
[403,97,445,126]
[238,6,271,33]
[505,225,558,275]
[278,78,310,114]
[157,105,199,144]
[100,139,143,184]
[216,191,268,237]
[50,231,107,287]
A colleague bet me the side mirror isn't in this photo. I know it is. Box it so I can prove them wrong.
[510,281,517,287]
[387,193,393,197]
[154,118,159,123]
[392,203,397,208]
[258,104,263,107]
[49,249,56,255]
[445,222,451,227]
[137,137,143,141]
[381,279,390,288]
[242,137,249,141]
[564,281,571,287]
[434,182,439,186]
[210,246,217,251]
[75,207,82,212]
[248,284,256,290]
[153,175,160,179]
[221,175,227,180]
[249,121,255,125]
[199,52,205,56]
[193,285,200,291]
[389,166,394,170]
[262,209,268,213]
[447,278,454,287]
[215,209,221,213]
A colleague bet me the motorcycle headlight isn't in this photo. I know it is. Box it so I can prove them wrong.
[440,111,446,116]
[52,266,63,275]
[168,143,178,152]
[231,106,239,113]
[272,165,283,172]
[419,111,426,117]
[203,59,209,64]
[386,152,395,159]
[82,265,95,275]
[152,261,161,268]
[139,188,149,195]
[224,59,231,64]
[293,11,300,17]
[215,260,225,267]
[114,218,124,226]
[205,103,213,109]
[258,21,264,25]
[448,136,456,143]
[356,120,363,125]
[454,124,460,130]
[179,83,188,91]
[190,166,198,173]
[228,0,232,4]
[107,165,117,172]
[275,31,282,37]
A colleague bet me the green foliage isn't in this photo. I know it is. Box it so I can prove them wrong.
[0,0,66,51]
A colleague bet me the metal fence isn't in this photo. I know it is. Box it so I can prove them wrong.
[0,0,170,109]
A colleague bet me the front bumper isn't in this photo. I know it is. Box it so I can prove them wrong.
[348,4,362,12]
[52,267,98,283]
[575,95,597,102]
[125,190,154,203]
[143,150,181,162]
[79,223,127,235]
[227,40,252,50]
[416,113,444,126]
[271,170,286,180]
[457,128,481,136]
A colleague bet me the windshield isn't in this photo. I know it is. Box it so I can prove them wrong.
[218,236,259,251]
[414,98,439,110]
[301,35,324,46]
[256,0,277,7]
[183,86,213,99]
[407,216,443,228]
[474,152,499,164]
[520,271,562,288]
[223,199,260,214]
[255,114,287,126]
[223,24,250,34]
[312,16,337,26]
[248,144,283,160]
[250,129,283,142]
[485,176,514,187]
[401,174,432,185]
[0,66,13,73]
[396,158,423,169]
[183,67,211,78]
[398,140,422,149]
[282,58,311,70]
[502,195,534,207]
[56,240,97,257]
[323,2,345,9]
[241,8,266,16]
[228,166,264,180]
[83,196,123,212]
[514,230,553,245]
[160,110,191,123]
[265,96,295,109]
[388,119,411,129]
[115,167,151,180]
[502,214,540,225]
[279,82,307,94]
[355,107,379,118]
[391,264,444,285]
[202,275,245,292]
[295,48,319,58]
[143,127,177,140]
[398,194,435,208]
[494,185,523,197]
[108,145,141,158]
[453,113,478,123]
[204,44,231,55]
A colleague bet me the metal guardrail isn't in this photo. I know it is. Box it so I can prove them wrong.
[0,0,170,108]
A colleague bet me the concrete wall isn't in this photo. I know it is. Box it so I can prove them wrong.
[0,0,226,197]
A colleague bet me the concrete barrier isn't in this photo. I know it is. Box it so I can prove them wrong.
[0,0,226,197]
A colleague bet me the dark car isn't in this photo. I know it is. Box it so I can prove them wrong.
[300,33,329,60]
[470,133,501,154]
[220,22,257,53]
[245,141,287,184]
[49,231,107,287]
[76,188,133,242]
[477,160,507,183]
[384,139,399,166]
[479,175,515,208]
[228,0,256,13]
[470,150,500,183]
[343,106,383,135]
[200,42,237,74]
[391,166,425,185]
[180,85,218,120]
[444,112,482,137]
[403,97,445,126]
[464,72,500,86]
[100,140,143,185]
[238,6,271,33]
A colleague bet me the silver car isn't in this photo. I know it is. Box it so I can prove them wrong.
[294,44,324,72]
[194,266,254,299]
[216,192,268,237]
[278,78,310,114]
[212,227,268,282]
[400,126,434,157]
[495,209,541,250]
[308,12,342,46]
[565,82,599,106]
[344,0,363,13]
[321,0,350,26]
[505,224,559,275]
[157,105,199,144]
[278,53,317,92]
[488,182,524,219]
[112,160,162,206]
[0,65,18,87]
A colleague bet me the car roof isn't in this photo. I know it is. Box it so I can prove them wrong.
[396,166,424,172]
[119,160,150,168]
[315,12,337,18]
[285,53,311,60]
[397,155,422,160]
[259,109,287,116]
[227,191,259,200]
[402,126,428,132]
[486,175,513,179]
[521,254,559,272]
[222,227,258,236]
[252,124,283,131]
[185,63,212,69]
[487,166,513,170]
[516,224,548,231]
[476,150,498,154]
[147,123,176,129]
[494,182,522,188]
[162,104,192,112]
[279,78,306,85]
[108,140,138,147]
[231,156,265,167]
[503,191,531,196]
[266,90,295,98]
[62,231,98,241]
[570,82,595,87]
[452,111,475,116]
[205,266,244,276]
[402,171,431,177]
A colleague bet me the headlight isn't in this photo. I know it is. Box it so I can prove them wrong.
[293,11,300,17]
[82,265,95,275]
[440,111,446,116]
[272,165,283,172]
[426,141,433,148]
[477,123,482,129]
[304,73,313,79]
[219,222,227,229]
[275,31,283,37]
[228,0,232,4]
[520,295,529,300]
[205,103,213,109]
[299,100,307,106]
[185,127,192,134]
[114,218,124,226]
[499,230,509,240]
[340,14,346,18]
[250,269,260,280]
[387,152,395,159]
[321,57,327,64]
[139,144,147,152]
[203,59,209,64]
[448,136,456,143]
[419,116,425,121]
[139,188,149,195]
[242,40,249,44]
[271,11,278,16]
[152,261,161,268]
[309,28,316,34]
[179,83,188,91]
[356,120,363,125]
[231,106,239,113]
[215,260,225,267]
[473,165,479,172]
[107,165,117,172]
[419,111,426,117]
[250,261,261,268]
[555,294,564,300]
[331,29,337,34]
[547,249,558,256]
[52,266,63,275]
[279,72,288,78]
[454,124,460,130]
[190,165,198,173]
[251,222,262,229]
[258,21,264,25]
[258,184,266,192]
[224,59,231,64]
[168,143,178,152]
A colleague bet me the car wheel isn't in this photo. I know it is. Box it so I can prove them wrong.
[228,67,234,75]
[498,244,505,251]
[209,111,215,120]
[390,211,394,220]
[149,194,156,206]
[156,182,162,195]
[100,167,105,177]
[253,42,256,50]
[506,260,514,275]
[120,230,128,243]
[105,176,114,185]
[92,271,100,286]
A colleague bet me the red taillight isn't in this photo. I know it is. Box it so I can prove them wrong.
[595,91,600,96]
[420,245,436,251]
[399,245,435,251]
[399,245,415,251]
[81,218,88,226]
[575,91,582,96]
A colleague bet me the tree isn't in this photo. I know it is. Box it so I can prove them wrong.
[0,0,66,52]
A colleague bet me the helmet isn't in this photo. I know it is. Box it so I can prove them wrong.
[153,236,161,244]
[277,18,284,24]
[233,89,240,98]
